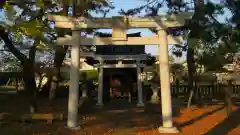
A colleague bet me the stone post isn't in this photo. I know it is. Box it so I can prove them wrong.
[96,65,104,106]
[136,61,144,107]
[151,85,160,104]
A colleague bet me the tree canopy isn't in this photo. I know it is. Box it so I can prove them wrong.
[119,0,239,71]
[0,0,114,112]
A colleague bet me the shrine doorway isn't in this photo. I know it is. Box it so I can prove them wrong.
[102,68,137,103]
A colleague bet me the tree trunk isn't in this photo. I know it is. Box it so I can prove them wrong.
[46,5,69,100]
[15,78,19,90]
[23,65,38,113]
[187,48,196,108]
[186,0,202,108]
[48,46,68,100]
[47,3,86,100]
[48,76,57,100]
[0,31,38,113]
[223,81,233,116]
[23,46,38,113]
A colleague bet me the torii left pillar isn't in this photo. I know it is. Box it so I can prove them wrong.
[67,30,80,129]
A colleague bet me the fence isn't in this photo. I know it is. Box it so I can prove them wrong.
[171,84,240,100]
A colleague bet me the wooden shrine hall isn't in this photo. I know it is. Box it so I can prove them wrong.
[84,32,152,106]
[48,13,193,133]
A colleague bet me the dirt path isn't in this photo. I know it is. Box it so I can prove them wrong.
[0,96,240,135]
[52,101,240,135]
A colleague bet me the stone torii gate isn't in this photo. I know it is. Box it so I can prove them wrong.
[48,13,192,133]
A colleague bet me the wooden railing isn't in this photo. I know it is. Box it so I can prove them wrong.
[170,84,240,99]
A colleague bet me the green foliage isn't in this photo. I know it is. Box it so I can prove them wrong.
[119,0,239,72]
[2,2,18,22]
[145,54,156,66]
[170,63,185,81]
[36,0,44,8]
[0,52,21,72]
[1,0,53,53]
[1,0,113,58]
[61,70,98,81]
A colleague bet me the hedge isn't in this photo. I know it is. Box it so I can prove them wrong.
[60,70,98,81]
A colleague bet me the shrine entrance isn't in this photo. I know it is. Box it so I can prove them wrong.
[92,53,147,107]
[102,68,137,102]
[93,43,148,104]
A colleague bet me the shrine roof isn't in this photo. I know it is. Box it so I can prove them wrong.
[94,32,141,37]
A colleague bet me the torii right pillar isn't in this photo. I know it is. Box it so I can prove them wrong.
[157,29,179,133]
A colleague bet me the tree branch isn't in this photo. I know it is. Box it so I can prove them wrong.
[0,49,10,52]
[0,31,28,63]
[29,45,36,65]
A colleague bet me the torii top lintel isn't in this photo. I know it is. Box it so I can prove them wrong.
[48,12,193,30]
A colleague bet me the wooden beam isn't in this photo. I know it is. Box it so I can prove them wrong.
[95,32,141,37]
[48,12,193,29]
[112,16,127,41]
[56,35,183,45]
[94,54,148,60]
[21,113,64,124]
[93,63,146,68]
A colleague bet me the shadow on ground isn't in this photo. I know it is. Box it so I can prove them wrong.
[204,108,240,135]
[1,94,240,135]
[177,106,225,128]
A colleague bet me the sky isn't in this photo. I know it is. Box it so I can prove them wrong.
[0,0,232,59]
[95,0,232,59]
[95,0,171,55]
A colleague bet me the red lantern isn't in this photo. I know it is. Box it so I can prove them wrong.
[111,78,121,87]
